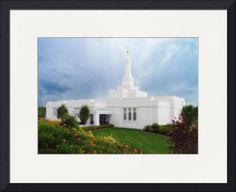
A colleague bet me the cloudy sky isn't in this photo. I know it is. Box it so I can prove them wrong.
[38,38,198,106]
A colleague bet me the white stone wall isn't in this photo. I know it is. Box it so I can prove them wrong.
[46,96,185,129]
[135,107,154,129]
[46,107,58,120]
[108,107,122,127]
[46,100,106,123]
[157,101,171,125]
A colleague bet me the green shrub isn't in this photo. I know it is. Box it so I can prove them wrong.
[81,124,114,131]
[83,125,98,131]
[158,124,172,136]
[60,114,78,128]
[38,106,46,119]
[143,123,172,136]
[79,105,90,124]
[38,119,141,154]
[38,120,68,149]
[39,121,88,153]
[143,123,159,133]
[57,104,68,119]
[143,125,152,132]
[99,124,114,129]
[152,123,160,132]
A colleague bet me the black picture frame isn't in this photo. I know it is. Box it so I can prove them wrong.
[0,0,235,191]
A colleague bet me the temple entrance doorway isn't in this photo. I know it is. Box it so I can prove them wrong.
[99,114,110,125]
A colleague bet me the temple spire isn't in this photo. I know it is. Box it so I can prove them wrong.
[125,46,129,56]
[122,47,134,88]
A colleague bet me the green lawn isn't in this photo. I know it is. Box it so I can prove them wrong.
[93,127,171,154]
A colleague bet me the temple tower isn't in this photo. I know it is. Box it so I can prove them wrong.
[108,47,148,99]
[122,47,135,88]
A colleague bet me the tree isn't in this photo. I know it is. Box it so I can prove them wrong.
[38,106,46,119]
[57,104,68,119]
[181,105,198,124]
[79,105,90,124]
[170,105,198,154]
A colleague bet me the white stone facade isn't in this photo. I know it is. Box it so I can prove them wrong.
[46,49,185,129]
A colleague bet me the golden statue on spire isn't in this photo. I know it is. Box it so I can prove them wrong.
[125,46,129,56]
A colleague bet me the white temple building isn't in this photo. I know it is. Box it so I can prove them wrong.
[46,49,185,129]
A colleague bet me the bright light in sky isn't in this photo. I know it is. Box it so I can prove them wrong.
[38,38,198,106]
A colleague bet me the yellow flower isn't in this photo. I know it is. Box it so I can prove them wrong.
[90,137,96,141]
[89,142,96,147]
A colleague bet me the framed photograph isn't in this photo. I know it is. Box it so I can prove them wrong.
[0,0,235,191]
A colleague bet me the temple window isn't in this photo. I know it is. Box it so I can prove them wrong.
[128,108,132,120]
[124,108,127,120]
[133,108,136,121]
[53,108,57,116]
